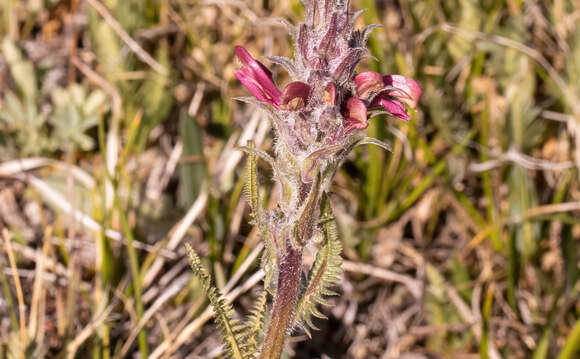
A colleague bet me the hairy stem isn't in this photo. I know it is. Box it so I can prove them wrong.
[260,244,303,359]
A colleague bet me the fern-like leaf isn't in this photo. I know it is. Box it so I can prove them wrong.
[243,141,262,223]
[243,141,278,295]
[185,243,246,359]
[293,194,343,336]
[236,290,269,357]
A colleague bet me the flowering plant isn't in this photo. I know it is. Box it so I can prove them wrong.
[186,1,421,358]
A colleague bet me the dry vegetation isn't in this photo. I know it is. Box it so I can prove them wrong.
[1,0,580,358]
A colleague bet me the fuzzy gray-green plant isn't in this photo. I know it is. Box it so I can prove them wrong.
[0,39,108,158]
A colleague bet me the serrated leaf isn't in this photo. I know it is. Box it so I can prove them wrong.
[237,290,268,357]
[243,141,279,298]
[293,194,343,335]
[185,244,245,359]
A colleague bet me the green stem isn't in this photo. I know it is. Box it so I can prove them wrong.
[557,317,580,359]
[114,196,148,357]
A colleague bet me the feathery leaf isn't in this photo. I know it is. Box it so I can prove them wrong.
[293,194,343,336]
[185,243,245,359]
[237,290,269,357]
[243,141,279,296]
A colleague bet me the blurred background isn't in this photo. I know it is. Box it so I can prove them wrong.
[0,0,579,358]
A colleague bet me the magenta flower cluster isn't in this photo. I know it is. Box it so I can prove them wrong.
[235,46,421,131]
[234,14,421,144]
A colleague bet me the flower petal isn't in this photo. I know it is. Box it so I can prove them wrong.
[377,98,410,122]
[235,46,273,78]
[382,74,422,108]
[344,97,368,132]
[234,46,281,106]
[234,68,277,106]
[354,71,383,100]
[280,81,310,110]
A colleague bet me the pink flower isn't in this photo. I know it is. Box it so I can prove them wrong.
[343,98,368,133]
[280,82,310,110]
[234,46,311,111]
[375,97,410,121]
[382,74,422,109]
[234,46,281,107]
[354,71,422,122]
[354,71,383,100]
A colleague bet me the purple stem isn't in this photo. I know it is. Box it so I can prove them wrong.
[260,244,303,359]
